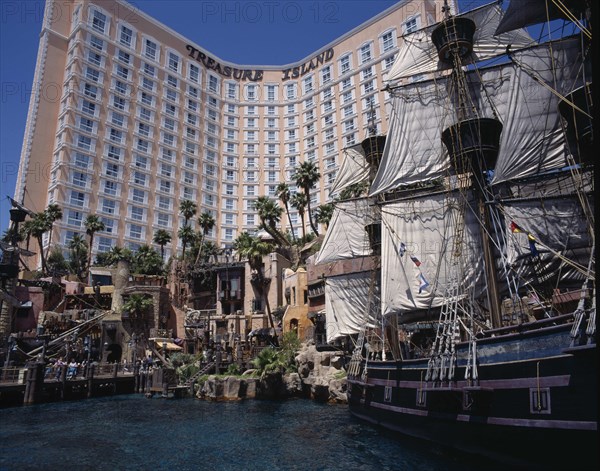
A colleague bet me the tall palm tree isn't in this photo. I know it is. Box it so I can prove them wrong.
[290,192,308,240]
[68,234,89,281]
[314,203,335,230]
[253,196,287,246]
[29,211,51,274]
[19,219,35,251]
[294,161,321,236]
[195,211,216,265]
[275,182,296,243]
[234,232,278,344]
[178,225,195,261]
[153,229,172,261]
[84,214,105,280]
[44,203,63,251]
[179,199,197,227]
[122,293,153,321]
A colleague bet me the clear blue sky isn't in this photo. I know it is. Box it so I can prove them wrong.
[0,0,488,234]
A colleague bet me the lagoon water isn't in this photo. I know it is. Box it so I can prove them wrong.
[0,396,497,471]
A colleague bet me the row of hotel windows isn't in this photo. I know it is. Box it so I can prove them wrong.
[80,5,410,102]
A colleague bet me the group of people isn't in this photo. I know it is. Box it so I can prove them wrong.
[44,358,86,380]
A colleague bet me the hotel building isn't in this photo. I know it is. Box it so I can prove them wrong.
[15,0,446,263]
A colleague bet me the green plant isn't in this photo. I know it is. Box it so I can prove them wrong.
[225,363,241,375]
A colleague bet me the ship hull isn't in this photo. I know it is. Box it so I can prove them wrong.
[347,323,597,469]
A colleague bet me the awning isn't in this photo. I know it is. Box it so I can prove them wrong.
[157,341,182,351]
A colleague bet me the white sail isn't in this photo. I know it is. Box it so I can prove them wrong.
[370,37,584,195]
[380,192,484,316]
[328,144,369,196]
[314,198,378,265]
[386,3,533,83]
[325,271,379,343]
[502,195,594,287]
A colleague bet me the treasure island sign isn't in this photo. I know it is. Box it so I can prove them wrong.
[186,45,334,82]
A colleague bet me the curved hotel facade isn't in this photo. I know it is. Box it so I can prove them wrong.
[15,0,445,262]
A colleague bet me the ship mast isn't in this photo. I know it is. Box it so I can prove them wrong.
[431,1,503,328]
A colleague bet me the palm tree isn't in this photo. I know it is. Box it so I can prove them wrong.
[195,211,216,265]
[153,229,172,261]
[179,199,197,227]
[122,293,153,321]
[290,192,308,239]
[132,245,163,275]
[84,214,105,280]
[294,161,321,236]
[29,211,51,274]
[44,203,63,252]
[67,234,89,281]
[314,203,335,230]
[178,225,195,261]
[253,196,287,246]
[234,232,278,344]
[275,182,296,243]
[19,219,35,251]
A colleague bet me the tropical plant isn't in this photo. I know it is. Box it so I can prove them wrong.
[84,214,105,279]
[67,234,88,281]
[132,245,163,275]
[122,293,153,320]
[290,192,308,239]
[178,225,196,261]
[29,211,52,274]
[46,246,68,276]
[338,180,369,200]
[253,196,287,246]
[194,212,216,265]
[314,203,335,229]
[153,229,172,261]
[179,199,197,226]
[19,219,35,251]
[44,203,62,254]
[251,347,287,378]
[276,182,296,243]
[294,160,321,236]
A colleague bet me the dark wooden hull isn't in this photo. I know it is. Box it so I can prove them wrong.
[348,323,597,469]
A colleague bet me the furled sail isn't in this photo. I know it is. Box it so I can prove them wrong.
[370,37,584,195]
[325,271,379,343]
[314,198,378,265]
[495,0,588,35]
[379,192,484,316]
[502,195,594,290]
[328,144,369,196]
[386,3,533,83]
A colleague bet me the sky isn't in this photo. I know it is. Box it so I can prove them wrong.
[0,0,490,234]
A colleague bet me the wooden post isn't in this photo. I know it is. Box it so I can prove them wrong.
[112,363,118,393]
[134,362,140,393]
[23,362,43,405]
[87,364,95,398]
[60,364,67,400]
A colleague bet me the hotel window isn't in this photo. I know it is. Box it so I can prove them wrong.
[267,171,277,183]
[131,188,146,204]
[304,96,314,109]
[365,95,376,108]
[163,117,175,131]
[207,109,218,121]
[208,75,219,93]
[183,171,195,185]
[225,199,235,210]
[156,212,170,227]
[324,128,335,141]
[303,76,313,94]
[130,206,144,221]
[206,123,217,135]
[267,105,276,115]
[163,133,175,147]
[87,51,102,67]
[113,96,126,111]
[167,52,180,73]
[79,117,94,133]
[360,44,372,64]
[306,123,315,134]
[109,128,123,143]
[77,135,92,151]
[382,30,395,52]
[325,142,336,154]
[287,155,297,167]
[105,163,120,179]
[70,191,86,207]
[134,155,148,169]
[245,214,255,226]
[128,224,143,240]
[98,237,114,252]
[117,49,130,65]
[323,100,333,112]
[143,62,156,77]
[116,65,129,80]
[306,149,316,161]
[341,77,352,90]
[204,194,215,207]
[245,185,256,196]
[404,16,419,34]
[86,67,100,82]
[245,84,257,101]
[144,39,158,61]
[226,143,235,154]
[266,84,276,101]
[363,80,375,93]
[67,210,83,227]
[103,181,117,196]
[189,64,200,83]
[119,25,134,47]
[225,184,235,195]
[138,122,150,137]
[267,131,277,141]
[165,103,177,117]
[287,129,296,140]
[267,144,277,155]
[187,113,198,126]
[140,92,153,107]
[227,83,237,99]
[137,138,149,153]
[111,111,126,128]
[286,83,296,100]
[159,180,172,194]
[73,153,90,169]
[340,54,351,74]
[160,163,173,178]
[287,104,296,114]
[157,196,171,211]
[132,171,146,186]
[343,105,354,117]
[139,107,152,122]
[226,129,235,140]
[162,147,174,161]
[167,74,178,88]
[342,91,353,104]
[184,156,197,170]
[100,218,114,234]
[165,88,178,103]
[141,77,154,92]
[267,156,277,168]
[224,213,234,225]
[247,117,256,128]
[91,9,107,34]
[362,67,373,80]
[186,127,196,140]
[245,170,256,182]
[305,109,315,121]
[306,136,315,148]
[72,172,88,188]
[384,55,396,69]
[208,96,218,108]
[321,66,331,84]
[322,87,332,99]
[90,35,104,51]
[343,119,355,132]
[182,187,194,200]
